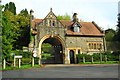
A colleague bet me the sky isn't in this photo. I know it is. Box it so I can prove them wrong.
[2,0,120,30]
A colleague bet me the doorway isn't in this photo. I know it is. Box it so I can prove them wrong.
[69,50,75,64]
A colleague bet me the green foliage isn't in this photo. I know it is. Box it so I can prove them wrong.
[2,2,30,59]
[2,10,17,59]
[105,29,116,41]
[22,52,32,58]
[78,61,119,64]
[41,43,53,53]
[117,13,120,42]
[13,14,30,49]
[2,64,40,70]
[4,2,16,15]
[41,53,52,59]
[57,13,71,20]
[20,9,29,17]
[77,52,119,63]
[105,29,120,51]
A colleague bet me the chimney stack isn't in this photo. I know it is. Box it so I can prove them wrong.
[72,13,79,22]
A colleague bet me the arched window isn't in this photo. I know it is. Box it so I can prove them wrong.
[100,44,102,49]
[94,43,97,49]
[89,43,92,49]
[49,20,51,26]
[53,21,55,26]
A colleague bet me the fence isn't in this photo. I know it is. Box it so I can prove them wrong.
[2,57,40,69]
[77,53,120,64]
[1,52,120,69]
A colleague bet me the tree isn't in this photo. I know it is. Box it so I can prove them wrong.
[57,13,71,20]
[13,13,30,49]
[117,13,120,42]
[105,28,120,51]
[105,29,116,41]
[19,8,29,17]
[2,10,17,59]
[2,8,30,60]
[4,2,16,15]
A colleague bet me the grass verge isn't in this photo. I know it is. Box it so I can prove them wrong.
[79,61,119,64]
[0,64,41,70]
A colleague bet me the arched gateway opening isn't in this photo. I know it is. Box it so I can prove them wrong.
[39,36,64,64]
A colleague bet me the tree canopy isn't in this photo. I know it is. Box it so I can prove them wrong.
[2,2,30,59]
[4,2,16,15]
[57,13,71,20]
[117,13,120,41]
[105,29,116,41]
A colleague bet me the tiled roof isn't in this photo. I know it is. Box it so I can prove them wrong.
[32,19,104,36]
[32,19,42,28]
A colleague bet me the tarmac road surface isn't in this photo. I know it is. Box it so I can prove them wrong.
[2,64,119,78]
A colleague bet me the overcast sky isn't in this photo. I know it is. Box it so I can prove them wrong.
[2,0,119,30]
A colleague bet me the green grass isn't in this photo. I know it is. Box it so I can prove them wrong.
[0,64,41,70]
[79,61,119,64]
[0,61,119,70]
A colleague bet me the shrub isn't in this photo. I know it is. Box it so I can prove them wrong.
[77,51,119,63]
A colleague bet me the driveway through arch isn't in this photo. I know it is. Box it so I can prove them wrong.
[38,35,66,64]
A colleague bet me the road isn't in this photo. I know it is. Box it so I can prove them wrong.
[2,64,119,78]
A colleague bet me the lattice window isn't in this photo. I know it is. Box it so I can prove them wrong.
[88,42,102,50]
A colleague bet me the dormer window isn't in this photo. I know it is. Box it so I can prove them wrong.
[74,26,80,33]
[73,24,80,33]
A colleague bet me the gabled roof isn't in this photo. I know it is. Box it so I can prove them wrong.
[60,20,104,36]
[32,19,42,28]
[32,19,104,36]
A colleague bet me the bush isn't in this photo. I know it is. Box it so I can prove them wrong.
[77,54,91,63]
[22,52,32,58]
[92,53,100,61]
[77,51,120,63]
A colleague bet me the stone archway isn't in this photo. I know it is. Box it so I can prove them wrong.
[38,35,66,64]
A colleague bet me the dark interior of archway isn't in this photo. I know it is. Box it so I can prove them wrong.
[41,38,63,64]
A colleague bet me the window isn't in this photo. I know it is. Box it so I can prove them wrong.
[74,24,80,33]
[73,24,80,33]
[48,20,55,26]
[88,42,102,50]
[49,20,51,26]
[89,43,92,49]
[52,21,55,26]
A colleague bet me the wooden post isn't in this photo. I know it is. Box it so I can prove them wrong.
[18,59,21,68]
[83,57,85,63]
[119,54,120,63]
[91,56,94,63]
[38,57,41,65]
[100,53,102,63]
[3,59,6,69]
[104,55,107,62]
[32,57,34,67]
[14,57,16,67]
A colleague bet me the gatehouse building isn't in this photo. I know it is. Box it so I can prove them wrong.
[29,8,106,64]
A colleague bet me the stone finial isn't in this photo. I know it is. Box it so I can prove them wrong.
[50,8,52,12]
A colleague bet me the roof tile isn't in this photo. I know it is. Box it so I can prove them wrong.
[32,19,104,36]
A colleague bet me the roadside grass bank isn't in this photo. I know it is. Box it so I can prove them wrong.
[1,61,119,70]
[1,64,41,70]
[78,61,119,64]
